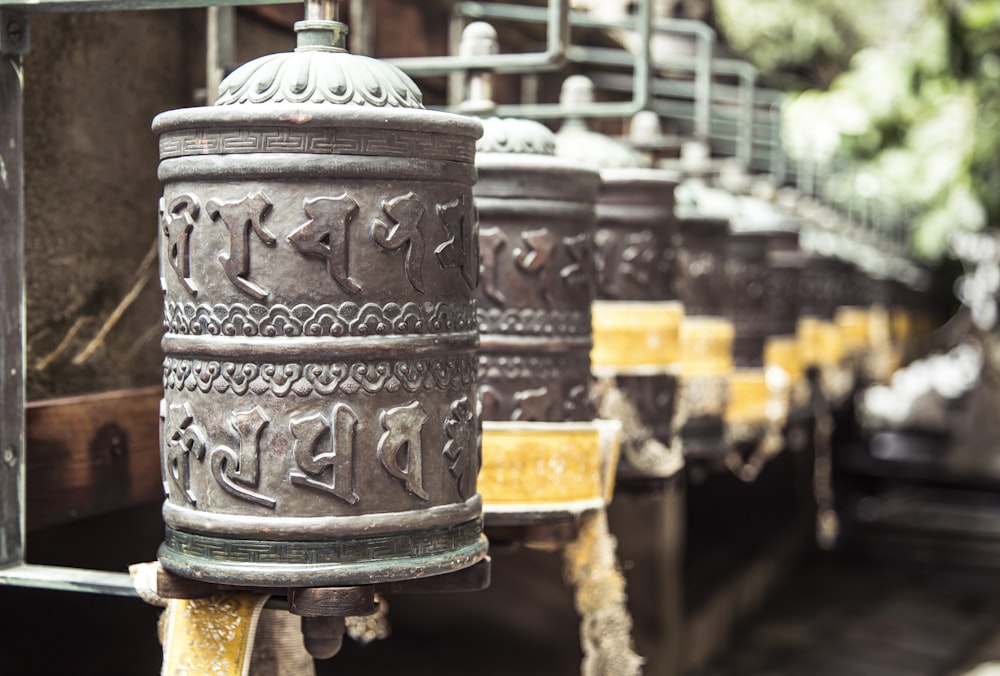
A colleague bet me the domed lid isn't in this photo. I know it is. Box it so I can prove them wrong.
[215,13,423,108]
[554,76,647,170]
[456,22,557,156]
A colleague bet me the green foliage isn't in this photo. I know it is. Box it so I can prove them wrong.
[721,0,1000,259]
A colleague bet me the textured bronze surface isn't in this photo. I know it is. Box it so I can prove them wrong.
[595,169,680,303]
[475,131,600,423]
[799,255,850,320]
[676,215,729,317]
[725,231,771,367]
[155,19,486,587]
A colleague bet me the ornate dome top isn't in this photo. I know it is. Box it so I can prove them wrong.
[215,19,423,108]
[477,116,557,156]
[554,76,647,170]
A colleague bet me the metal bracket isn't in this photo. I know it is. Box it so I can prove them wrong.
[0,10,27,54]
[387,0,570,75]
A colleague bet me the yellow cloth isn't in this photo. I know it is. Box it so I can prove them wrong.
[161,592,269,676]
[679,317,734,377]
[591,301,683,372]
[479,421,619,507]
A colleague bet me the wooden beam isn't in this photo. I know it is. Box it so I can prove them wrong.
[25,386,162,531]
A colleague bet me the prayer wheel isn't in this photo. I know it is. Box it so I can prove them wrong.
[556,80,683,479]
[675,214,733,455]
[461,28,616,524]
[153,15,487,586]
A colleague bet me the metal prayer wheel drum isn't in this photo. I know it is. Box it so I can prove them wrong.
[466,26,616,525]
[676,215,729,318]
[764,235,806,386]
[154,19,486,587]
[555,80,682,478]
[675,214,733,453]
[591,168,683,449]
[475,119,601,424]
[724,231,771,368]
[594,169,680,303]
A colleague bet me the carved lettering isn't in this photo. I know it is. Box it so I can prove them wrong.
[161,194,200,296]
[596,229,656,299]
[443,397,478,500]
[435,194,477,289]
[560,233,591,303]
[162,401,207,506]
[207,191,277,300]
[479,227,508,306]
[514,228,560,303]
[377,401,429,500]
[478,384,503,421]
[372,192,426,293]
[512,386,557,422]
[288,194,362,294]
[209,405,276,508]
[289,403,360,505]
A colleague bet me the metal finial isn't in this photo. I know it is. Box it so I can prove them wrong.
[628,110,662,146]
[458,22,499,115]
[304,0,338,21]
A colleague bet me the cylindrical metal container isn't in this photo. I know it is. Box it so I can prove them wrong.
[475,112,620,523]
[676,216,730,318]
[675,214,733,456]
[154,18,487,586]
[591,168,683,463]
[556,81,683,480]
[725,231,771,368]
[764,233,806,396]
[476,117,600,424]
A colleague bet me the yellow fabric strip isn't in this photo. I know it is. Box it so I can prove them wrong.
[764,335,803,382]
[591,301,683,370]
[480,421,620,507]
[679,316,734,377]
[725,369,770,424]
[161,592,269,676]
[798,317,843,367]
[835,306,872,354]
[891,308,913,345]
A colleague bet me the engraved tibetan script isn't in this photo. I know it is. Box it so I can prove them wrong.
[377,401,429,500]
[288,194,362,294]
[479,227,508,306]
[207,191,277,301]
[443,397,477,500]
[435,194,477,289]
[161,194,200,296]
[162,400,206,506]
[289,403,360,505]
[372,192,426,293]
[209,405,276,508]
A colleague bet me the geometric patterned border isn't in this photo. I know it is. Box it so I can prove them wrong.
[159,128,476,164]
